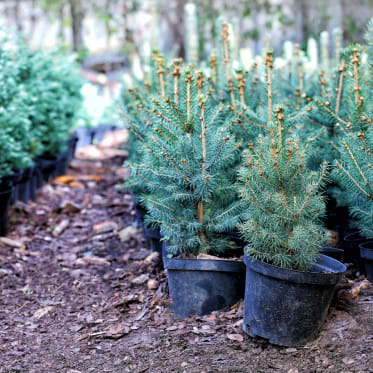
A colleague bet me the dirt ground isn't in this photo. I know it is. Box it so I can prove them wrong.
[0,141,373,373]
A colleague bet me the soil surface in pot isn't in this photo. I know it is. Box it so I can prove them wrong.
[0,141,372,373]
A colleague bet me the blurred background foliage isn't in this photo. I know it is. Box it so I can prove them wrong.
[2,0,371,126]
[1,0,372,60]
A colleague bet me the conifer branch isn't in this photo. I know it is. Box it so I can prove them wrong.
[314,98,349,126]
[335,160,372,198]
[157,56,166,97]
[297,162,328,216]
[210,52,217,85]
[228,78,235,106]
[199,99,208,242]
[171,59,182,105]
[351,48,361,106]
[319,70,326,96]
[117,103,145,142]
[265,50,274,122]
[237,70,245,106]
[185,71,193,123]
[196,71,205,96]
[336,59,346,114]
[210,201,246,222]
[221,22,231,80]
[343,140,370,187]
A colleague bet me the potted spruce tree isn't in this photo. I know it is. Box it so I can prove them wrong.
[120,51,173,236]
[333,123,373,281]
[312,23,372,269]
[332,22,373,280]
[14,45,84,186]
[238,106,346,346]
[134,68,245,318]
[237,50,346,347]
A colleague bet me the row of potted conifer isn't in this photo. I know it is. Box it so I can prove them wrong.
[0,37,84,234]
[120,19,373,346]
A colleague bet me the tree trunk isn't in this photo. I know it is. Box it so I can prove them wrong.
[295,0,309,44]
[14,0,22,31]
[68,0,84,52]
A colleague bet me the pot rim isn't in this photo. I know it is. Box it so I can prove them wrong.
[165,255,245,272]
[360,241,373,260]
[344,231,365,242]
[244,253,345,285]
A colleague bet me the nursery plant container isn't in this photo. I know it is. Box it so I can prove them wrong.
[342,231,366,274]
[92,124,112,143]
[133,199,146,228]
[75,127,93,148]
[223,230,246,257]
[0,186,14,236]
[144,226,162,254]
[37,155,59,184]
[34,159,44,189]
[359,242,373,282]
[320,246,344,262]
[243,253,346,346]
[163,241,245,319]
[56,151,69,176]
[325,195,350,235]
[17,167,33,203]
[67,133,79,161]
[8,169,24,205]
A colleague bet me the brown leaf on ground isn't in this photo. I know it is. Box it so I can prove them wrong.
[59,200,82,213]
[0,237,26,249]
[54,175,75,184]
[52,219,69,237]
[105,294,139,311]
[93,221,118,234]
[69,181,85,189]
[144,252,160,265]
[348,279,370,298]
[147,279,159,290]
[226,333,244,342]
[118,226,138,242]
[80,256,111,266]
[32,306,54,320]
[105,324,130,339]
[78,175,102,182]
[131,274,149,285]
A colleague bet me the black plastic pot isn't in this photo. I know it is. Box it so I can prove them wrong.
[92,124,112,143]
[320,246,344,262]
[31,166,41,200]
[56,152,69,177]
[144,226,162,253]
[243,253,346,346]
[67,133,79,162]
[37,155,59,184]
[0,186,14,236]
[17,167,33,203]
[163,241,245,319]
[7,169,24,205]
[325,197,350,233]
[133,199,146,228]
[89,128,96,144]
[359,242,373,282]
[34,159,44,189]
[75,127,93,148]
[342,231,366,274]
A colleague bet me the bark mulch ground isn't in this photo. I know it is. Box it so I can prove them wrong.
[0,145,372,373]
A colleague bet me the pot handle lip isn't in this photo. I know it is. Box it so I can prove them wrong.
[360,241,373,260]
[244,253,346,285]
